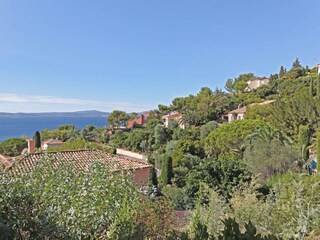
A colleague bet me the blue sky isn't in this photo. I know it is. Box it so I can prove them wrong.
[0,0,319,113]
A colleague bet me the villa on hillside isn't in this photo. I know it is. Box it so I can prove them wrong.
[226,100,276,123]
[245,77,269,92]
[0,149,153,186]
[227,105,247,122]
[127,112,149,129]
[42,139,64,151]
[162,112,185,129]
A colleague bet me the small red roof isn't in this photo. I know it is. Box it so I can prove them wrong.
[127,113,148,128]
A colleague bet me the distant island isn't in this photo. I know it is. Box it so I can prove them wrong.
[0,110,110,118]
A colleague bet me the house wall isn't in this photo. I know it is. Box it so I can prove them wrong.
[163,117,169,128]
[27,139,36,154]
[228,113,234,123]
[42,143,63,150]
[116,149,148,162]
[134,168,151,186]
[164,115,185,129]
[237,113,245,120]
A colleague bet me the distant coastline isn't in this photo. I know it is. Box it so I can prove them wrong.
[0,110,109,141]
[0,110,110,118]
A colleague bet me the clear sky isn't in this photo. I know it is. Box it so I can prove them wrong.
[0,0,319,113]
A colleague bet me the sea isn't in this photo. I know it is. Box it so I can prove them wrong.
[0,117,107,142]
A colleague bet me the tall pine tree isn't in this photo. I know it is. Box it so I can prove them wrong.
[279,66,286,78]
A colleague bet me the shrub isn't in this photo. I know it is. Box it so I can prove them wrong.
[0,138,27,156]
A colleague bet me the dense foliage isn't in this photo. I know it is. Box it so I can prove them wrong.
[0,138,27,156]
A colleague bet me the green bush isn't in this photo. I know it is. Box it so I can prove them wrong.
[0,138,27,156]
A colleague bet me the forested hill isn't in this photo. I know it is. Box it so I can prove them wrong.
[92,59,320,238]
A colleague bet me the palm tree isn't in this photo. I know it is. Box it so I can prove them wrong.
[246,125,293,146]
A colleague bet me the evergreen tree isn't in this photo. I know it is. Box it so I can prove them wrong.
[317,73,320,99]
[288,58,303,79]
[310,78,316,96]
[279,66,286,78]
[317,133,320,174]
[34,131,41,148]
[298,125,310,163]
[149,167,158,187]
[159,155,173,187]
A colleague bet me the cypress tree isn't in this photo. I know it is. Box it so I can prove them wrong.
[310,78,316,96]
[149,167,158,187]
[159,155,173,187]
[317,73,320,99]
[279,66,285,78]
[34,131,41,148]
[298,125,310,163]
[317,133,320,175]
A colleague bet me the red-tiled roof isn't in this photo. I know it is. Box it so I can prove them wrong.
[3,150,152,176]
[0,154,13,169]
[127,113,148,128]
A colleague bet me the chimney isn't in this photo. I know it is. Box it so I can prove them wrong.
[27,139,36,154]
[141,114,144,124]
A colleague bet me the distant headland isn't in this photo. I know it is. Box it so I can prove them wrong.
[0,110,110,118]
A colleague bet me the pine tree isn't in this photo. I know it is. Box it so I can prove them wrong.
[288,58,303,79]
[34,131,41,148]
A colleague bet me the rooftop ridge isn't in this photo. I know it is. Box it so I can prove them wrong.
[3,149,153,176]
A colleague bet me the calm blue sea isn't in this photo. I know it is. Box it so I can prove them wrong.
[0,117,107,142]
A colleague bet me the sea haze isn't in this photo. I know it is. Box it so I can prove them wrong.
[0,111,109,142]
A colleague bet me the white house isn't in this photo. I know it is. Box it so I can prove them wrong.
[226,100,276,123]
[227,105,246,123]
[162,112,185,129]
[42,139,64,151]
[245,77,269,92]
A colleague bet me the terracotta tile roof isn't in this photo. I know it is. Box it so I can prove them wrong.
[43,139,64,145]
[0,154,13,169]
[127,113,149,128]
[229,106,247,114]
[3,150,152,176]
